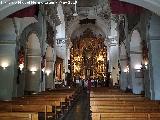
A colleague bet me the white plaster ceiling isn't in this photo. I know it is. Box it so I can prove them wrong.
[1,0,160,21]
[120,0,160,15]
[67,15,110,39]
[0,0,50,20]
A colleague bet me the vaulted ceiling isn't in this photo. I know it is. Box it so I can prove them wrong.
[1,0,160,21]
[120,0,160,15]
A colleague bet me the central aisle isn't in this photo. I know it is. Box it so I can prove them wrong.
[64,89,90,120]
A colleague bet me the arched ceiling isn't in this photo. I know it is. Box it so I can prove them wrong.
[0,0,50,20]
[1,0,160,21]
[120,0,160,15]
[67,15,110,40]
[63,0,111,39]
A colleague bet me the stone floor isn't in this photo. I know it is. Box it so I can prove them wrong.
[64,90,90,120]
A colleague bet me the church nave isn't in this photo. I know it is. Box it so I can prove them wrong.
[0,0,160,119]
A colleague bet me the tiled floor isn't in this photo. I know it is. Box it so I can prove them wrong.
[64,90,90,120]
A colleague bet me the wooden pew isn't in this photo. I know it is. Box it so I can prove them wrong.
[90,94,143,97]
[0,88,79,120]
[0,105,52,112]
[91,105,160,113]
[0,97,66,119]
[0,104,54,120]
[0,112,38,120]
[90,100,159,106]
[90,97,146,101]
[92,113,160,120]
[90,88,160,120]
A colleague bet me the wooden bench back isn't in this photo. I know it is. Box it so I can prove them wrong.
[92,113,160,120]
[0,112,38,120]
[0,105,52,112]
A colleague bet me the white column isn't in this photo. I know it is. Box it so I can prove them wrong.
[130,52,144,94]
[147,14,160,100]
[25,49,41,93]
[45,56,54,89]
[119,56,128,90]
[25,33,41,93]
[109,38,119,85]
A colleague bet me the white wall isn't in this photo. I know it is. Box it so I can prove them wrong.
[148,14,160,100]
[56,4,65,39]
[0,18,16,40]
[0,18,17,100]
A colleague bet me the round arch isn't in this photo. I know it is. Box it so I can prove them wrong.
[130,30,142,69]
[25,32,41,92]
[67,15,110,39]
[120,0,160,15]
[26,32,41,73]
[0,0,50,20]
[130,29,144,94]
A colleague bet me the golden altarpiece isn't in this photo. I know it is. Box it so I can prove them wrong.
[71,28,108,80]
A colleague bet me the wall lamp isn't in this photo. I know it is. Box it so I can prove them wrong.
[1,62,9,70]
[144,61,148,69]
[124,66,129,73]
[42,67,45,72]
[134,64,142,70]
[45,69,51,76]
[19,63,24,71]
[30,67,37,74]
[134,64,142,72]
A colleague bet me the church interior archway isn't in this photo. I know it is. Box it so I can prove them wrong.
[25,32,41,93]
[130,30,144,94]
